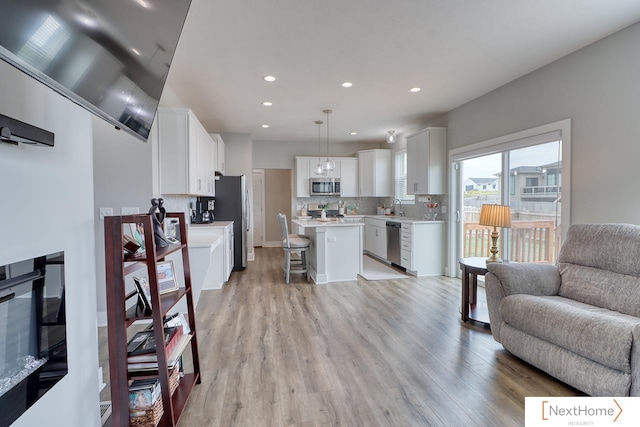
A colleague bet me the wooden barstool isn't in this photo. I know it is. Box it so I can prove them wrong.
[277,213,310,284]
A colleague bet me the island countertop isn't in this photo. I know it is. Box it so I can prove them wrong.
[292,218,364,227]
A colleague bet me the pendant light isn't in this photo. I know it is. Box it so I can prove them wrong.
[321,109,335,172]
[386,130,397,144]
[313,120,326,176]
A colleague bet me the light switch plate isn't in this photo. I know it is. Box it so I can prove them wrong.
[99,207,113,220]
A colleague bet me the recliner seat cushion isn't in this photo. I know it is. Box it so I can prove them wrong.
[500,294,639,373]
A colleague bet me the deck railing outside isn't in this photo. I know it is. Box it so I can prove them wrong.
[464,219,560,263]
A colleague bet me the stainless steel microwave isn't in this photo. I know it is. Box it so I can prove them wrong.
[310,178,341,196]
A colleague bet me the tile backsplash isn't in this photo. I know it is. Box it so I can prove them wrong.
[296,195,447,219]
[158,195,196,222]
[154,193,448,223]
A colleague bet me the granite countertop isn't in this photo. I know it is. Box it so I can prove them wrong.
[189,221,234,228]
[364,215,446,224]
[292,218,365,227]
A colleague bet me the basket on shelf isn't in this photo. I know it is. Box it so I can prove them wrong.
[169,367,180,395]
[130,397,163,427]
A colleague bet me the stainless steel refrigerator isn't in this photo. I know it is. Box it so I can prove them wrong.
[213,175,248,270]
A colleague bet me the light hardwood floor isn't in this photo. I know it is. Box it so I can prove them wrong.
[100,247,580,426]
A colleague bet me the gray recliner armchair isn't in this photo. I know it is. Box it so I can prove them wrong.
[485,223,640,396]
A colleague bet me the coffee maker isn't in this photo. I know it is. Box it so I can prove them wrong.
[192,197,215,223]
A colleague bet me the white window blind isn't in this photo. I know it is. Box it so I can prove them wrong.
[18,15,70,71]
[395,150,414,203]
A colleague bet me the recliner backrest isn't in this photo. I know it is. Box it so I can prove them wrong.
[558,223,640,316]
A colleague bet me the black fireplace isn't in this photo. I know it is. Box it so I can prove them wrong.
[0,251,67,427]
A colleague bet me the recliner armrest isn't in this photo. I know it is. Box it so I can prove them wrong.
[485,263,560,343]
[487,263,561,296]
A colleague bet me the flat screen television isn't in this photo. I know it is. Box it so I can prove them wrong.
[0,0,192,141]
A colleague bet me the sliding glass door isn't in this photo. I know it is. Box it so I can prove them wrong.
[450,120,571,274]
[506,141,562,263]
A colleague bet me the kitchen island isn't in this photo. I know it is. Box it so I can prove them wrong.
[292,218,364,284]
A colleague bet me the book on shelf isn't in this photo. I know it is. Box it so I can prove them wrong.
[129,379,161,412]
[127,333,192,371]
[127,326,181,358]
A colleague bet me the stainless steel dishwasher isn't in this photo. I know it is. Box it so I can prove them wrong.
[386,221,402,265]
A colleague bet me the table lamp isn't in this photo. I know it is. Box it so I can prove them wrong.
[479,204,512,263]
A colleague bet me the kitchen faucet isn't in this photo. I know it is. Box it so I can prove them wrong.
[393,199,404,217]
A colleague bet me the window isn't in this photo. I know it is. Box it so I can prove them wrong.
[394,150,414,203]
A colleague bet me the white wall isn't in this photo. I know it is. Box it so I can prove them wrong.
[445,21,640,225]
[0,62,100,426]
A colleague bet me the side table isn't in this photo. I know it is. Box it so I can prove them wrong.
[459,257,491,330]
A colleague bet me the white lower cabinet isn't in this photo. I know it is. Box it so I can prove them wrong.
[188,222,234,291]
[364,217,387,259]
[400,222,444,275]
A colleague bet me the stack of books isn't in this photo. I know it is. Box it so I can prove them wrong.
[126,326,191,372]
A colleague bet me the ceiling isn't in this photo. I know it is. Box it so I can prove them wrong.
[166,0,640,144]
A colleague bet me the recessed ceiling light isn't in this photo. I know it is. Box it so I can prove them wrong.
[409,87,421,93]
[131,48,141,56]
[342,82,353,88]
[261,124,270,128]
[350,132,357,135]
[262,101,273,106]
[134,0,150,8]
[263,75,276,82]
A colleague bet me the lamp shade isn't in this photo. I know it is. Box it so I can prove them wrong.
[479,204,512,228]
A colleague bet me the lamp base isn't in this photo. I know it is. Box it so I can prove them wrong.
[487,228,502,264]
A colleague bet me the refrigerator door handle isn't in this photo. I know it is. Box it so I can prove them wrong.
[245,188,250,231]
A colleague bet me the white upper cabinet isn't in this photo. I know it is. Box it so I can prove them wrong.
[210,133,225,175]
[340,157,358,197]
[357,149,391,197]
[158,108,216,197]
[295,157,311,197]
[406,127,446,195]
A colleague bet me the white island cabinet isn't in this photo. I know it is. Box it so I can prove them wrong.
[292,219,364,284]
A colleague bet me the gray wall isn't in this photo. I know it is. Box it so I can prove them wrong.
[253,139,383,169]
[220,132,255,257]
[0,61,100,426]
[445,21,640,225]
[93,115,154,325]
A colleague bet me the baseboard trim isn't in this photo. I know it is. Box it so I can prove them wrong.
[263,241,281,248]
[97,311,108,328]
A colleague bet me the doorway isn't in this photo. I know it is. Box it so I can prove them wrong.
[252,168,293,247]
